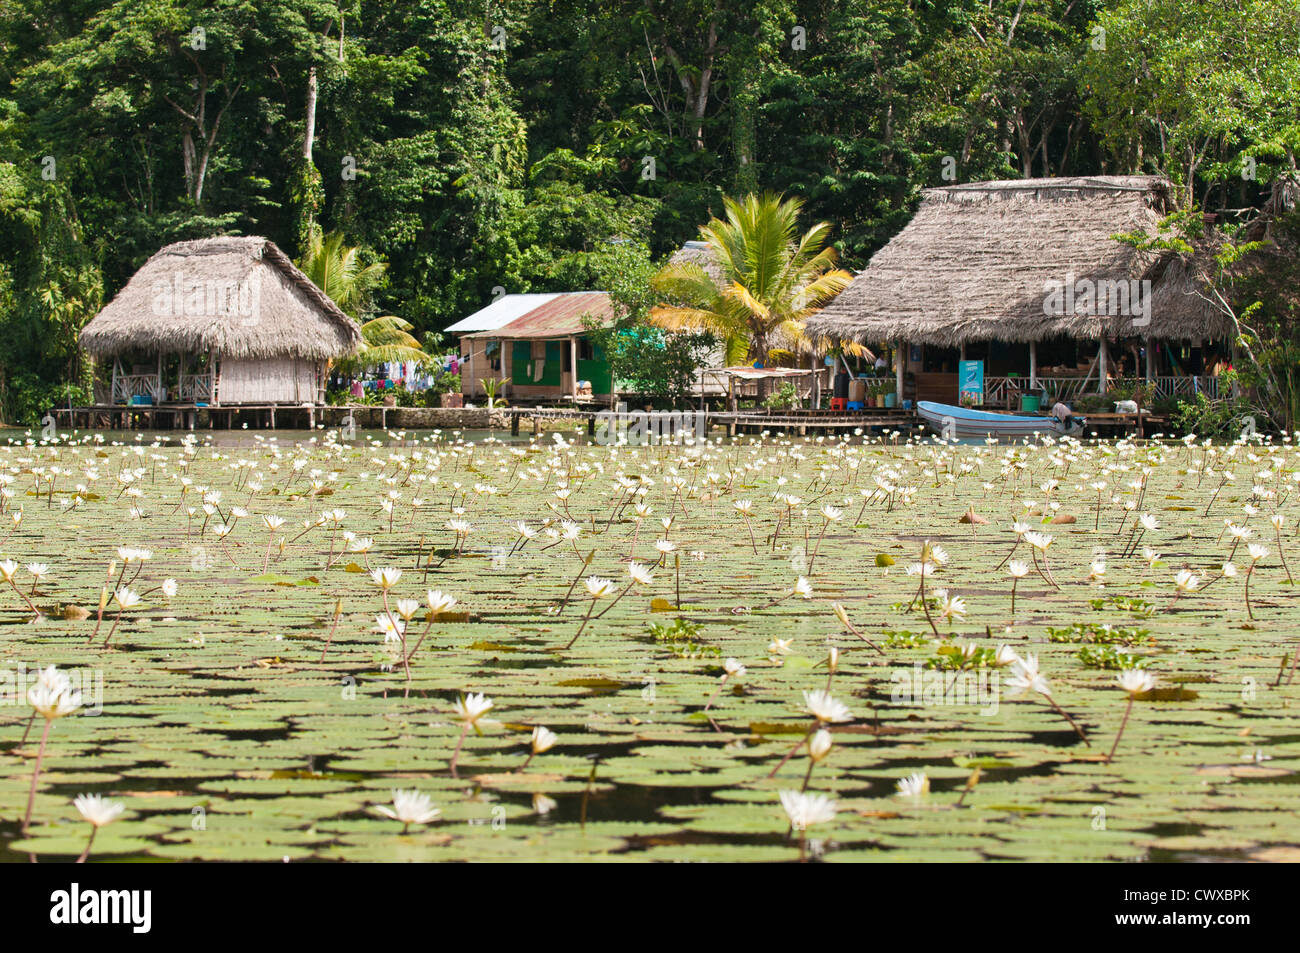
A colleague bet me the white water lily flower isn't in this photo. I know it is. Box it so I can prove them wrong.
[373,614,405,642]
[808,729,833,763]
[779,790,837,830]
[161,578,178,598]
[895,772,930,797]
[530,725,558,755]
[792,577,813,599]
[1007,560,1030,579]
[28,681,81,720]
[583,576,617,599]
[994,644,1020,667]
[1173,569,1198,593]
[74,793,125,828]
[25,563,48,580]
[937,590,967,622]
[1117,669,1156,696]
[1024,531,1053,552]
[768,638,794,658]
[394,599,421,621]
[426,590,457,614]
[1006,653,1051,698]
[733,499,754,516]
[803,688,852,723]
[820,504,843,522]
[370,567,402,590]
[262,514,285,530]
[627,562,654,586]
[0,559,18,582]
[454,692,493,724]
[723,658,747,678]
[113,587,141,610]
[1247,543,1269,563]
[375,789,441,827]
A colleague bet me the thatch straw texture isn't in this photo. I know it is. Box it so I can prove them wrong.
[805,176,1234,347]
[80,237,362,360]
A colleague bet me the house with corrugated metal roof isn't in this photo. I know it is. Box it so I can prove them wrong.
[446,292,616,401]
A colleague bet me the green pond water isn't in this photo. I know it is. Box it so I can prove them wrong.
[1,429,1298,862]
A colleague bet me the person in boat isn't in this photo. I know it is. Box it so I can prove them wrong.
[1051,400,1078,430]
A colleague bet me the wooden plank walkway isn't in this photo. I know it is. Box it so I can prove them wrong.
[52,403,320,431]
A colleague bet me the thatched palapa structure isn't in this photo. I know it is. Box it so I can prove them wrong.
[80,236,362,406]
[805,176,1235,407]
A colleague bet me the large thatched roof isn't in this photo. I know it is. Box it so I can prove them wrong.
[805,176,1234,347]
[80,237,363,361]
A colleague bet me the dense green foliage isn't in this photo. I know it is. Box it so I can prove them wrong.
[0,0,1294,421]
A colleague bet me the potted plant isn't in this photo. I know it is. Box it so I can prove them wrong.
[480,377,510,409]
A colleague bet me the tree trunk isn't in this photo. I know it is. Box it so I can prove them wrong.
[303,67,318,162]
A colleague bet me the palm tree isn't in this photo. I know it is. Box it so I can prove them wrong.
[334,315,431,376]
[648,193,855,368]
[298,231,428,374]
[298,230,388,319]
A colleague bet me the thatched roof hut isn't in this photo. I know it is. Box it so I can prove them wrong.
[805,176,1233,347]
[80,236,362,361]
[79,237,362,406]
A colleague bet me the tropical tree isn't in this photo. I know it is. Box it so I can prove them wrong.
[298,231,427,374]
[297,230,389,319]
[334,315,430,375]
[648,192,854,367]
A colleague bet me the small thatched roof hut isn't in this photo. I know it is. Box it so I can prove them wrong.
[805,176,1232,347]
[80,236,361,361]
[79,236,362,406]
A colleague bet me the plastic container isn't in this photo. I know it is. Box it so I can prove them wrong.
[846,401,865,411]
[1021,394,1042,412]
[884,393,897,409]
[848,379,867,402]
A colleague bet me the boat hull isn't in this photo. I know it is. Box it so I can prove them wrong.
[916,401,1080,438]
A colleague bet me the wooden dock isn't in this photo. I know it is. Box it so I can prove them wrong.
[53,403,322,431]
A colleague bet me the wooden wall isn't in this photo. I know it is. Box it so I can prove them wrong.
[219,357,319,404]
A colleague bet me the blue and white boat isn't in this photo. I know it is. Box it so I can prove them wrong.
[916,400,1084,439]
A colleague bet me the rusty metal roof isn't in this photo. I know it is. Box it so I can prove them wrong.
[460,292,616,339]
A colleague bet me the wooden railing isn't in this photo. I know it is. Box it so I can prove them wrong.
[984,375,1222,407]
[179,373,215,402]
[111,373,162,403]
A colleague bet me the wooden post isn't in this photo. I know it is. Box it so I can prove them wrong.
[1145,337,1155,384]
[1097,337,1109,394]
[1028,340,1038,388]
[811,351,821,409]
[511,410,520,436]
[570,336,579,398]
[895,342,905,403]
